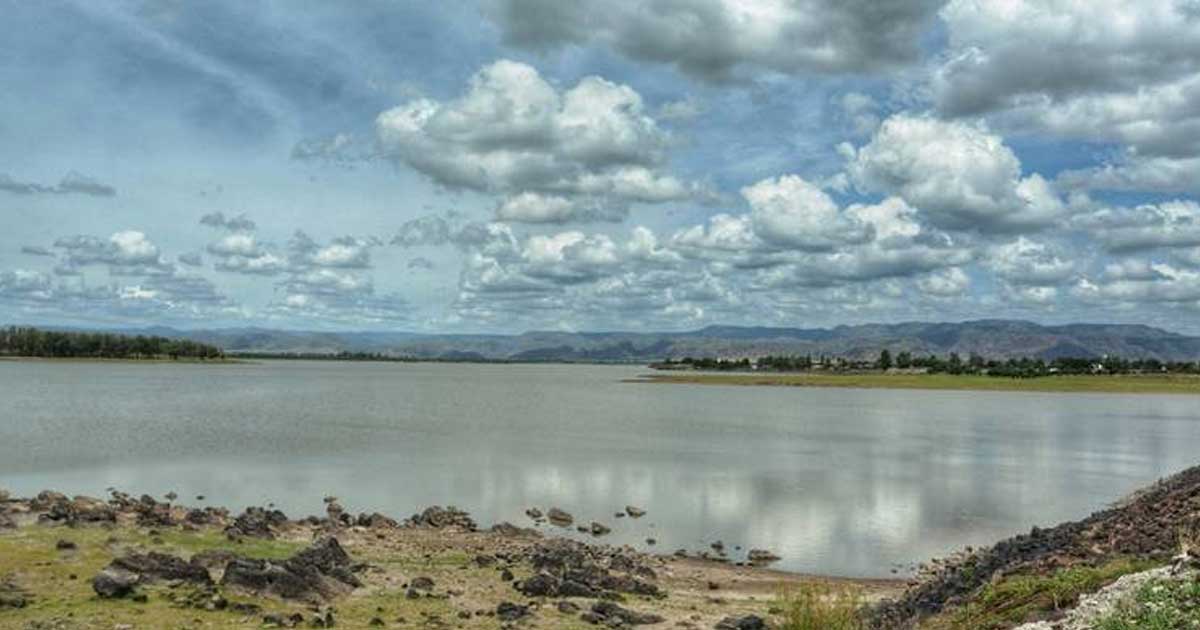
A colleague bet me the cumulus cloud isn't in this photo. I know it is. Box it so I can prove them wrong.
[53,231,171,276]
[375,60,705,223]
[848,115,1066,233]
[935,1,1200,195]
[1075,260,1200,306]
[0,171,116,197]
[199,212,257,232]
[986,237,1076,288]
[486,0,942,82]
[1075,200,1200,253]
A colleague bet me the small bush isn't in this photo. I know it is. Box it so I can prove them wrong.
[778,582,864,630]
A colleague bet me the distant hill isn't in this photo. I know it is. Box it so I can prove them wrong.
[45,319,1200,363]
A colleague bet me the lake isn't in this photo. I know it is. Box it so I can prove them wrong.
[1,360,1198,578]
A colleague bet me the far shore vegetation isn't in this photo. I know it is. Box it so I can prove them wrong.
[640,351,1200,394]
[1,326,225,361]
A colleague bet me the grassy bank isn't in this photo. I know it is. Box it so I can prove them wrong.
[631,371,1200,394]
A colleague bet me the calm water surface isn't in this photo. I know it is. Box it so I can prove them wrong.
[2,360,1198,577]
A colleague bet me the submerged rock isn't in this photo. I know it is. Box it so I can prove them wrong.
[547,508,574,527]
[746,549,781,564]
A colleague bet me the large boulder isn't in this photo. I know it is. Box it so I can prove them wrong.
[92,567,140,599]
[221,537,360,602]
[110,552,213,586]
[408,505,476,530]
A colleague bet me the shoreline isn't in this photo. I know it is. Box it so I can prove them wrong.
[0,489,903,629]
[629,371,1200,395]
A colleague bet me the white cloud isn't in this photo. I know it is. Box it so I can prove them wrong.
[375,60,704,223]
[487,0,941,82]
[849,115,1066,233]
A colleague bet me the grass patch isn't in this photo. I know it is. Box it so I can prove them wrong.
[778,583,865,630]
[924,559,1158,630]
[634,372,1200,395]
[1094,577,1200,629]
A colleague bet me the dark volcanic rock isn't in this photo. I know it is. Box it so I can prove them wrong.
[492,521,541,538]
[496,601,530,621]
[410,576,435,591]
[36,494,116,525]
[588,601,665,625]
[110,552,213,586]
[92,567,139,599]
[524,539,663,599]
[625,506,647,518]
[589,522,612,536]
[356,512,398,528]
[547,507,574,527]
[746,549,781,564]
[221,537,360,602]
[408,505,477,530]
[714,615,766,630]
[224,506,288,539]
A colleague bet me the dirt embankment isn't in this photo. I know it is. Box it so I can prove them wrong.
[869,464,1200,628]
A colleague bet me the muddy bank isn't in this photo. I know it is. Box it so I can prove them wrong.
[0,488,900,629]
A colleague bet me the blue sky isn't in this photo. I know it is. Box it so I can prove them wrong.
[3,0,1200,333]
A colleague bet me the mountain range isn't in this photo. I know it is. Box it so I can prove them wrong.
[58,320,1200,363]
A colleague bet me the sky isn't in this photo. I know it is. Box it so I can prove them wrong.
[3,0,1200,334]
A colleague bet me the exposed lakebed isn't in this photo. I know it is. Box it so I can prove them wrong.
[2,360,1198,578]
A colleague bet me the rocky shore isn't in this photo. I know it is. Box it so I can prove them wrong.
[0,489,896,629]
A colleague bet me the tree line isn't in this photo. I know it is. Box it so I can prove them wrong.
[658,351,1200,378]
[0,326,224,360]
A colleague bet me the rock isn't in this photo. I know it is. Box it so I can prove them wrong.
[0,513,15,529]
[710,541,725,552]
[0,580,27,609]
[356,512,398,529]
[590,601,665,625]
[31,490,68,510]
[714,615,766,630]
[518,572,559,597]
[164,491,178,501]
[492,521,541,538]
[55,539,77,551]
[221,537,360,602]
[547,507,574,527]
[475,554,496,567]
[557,600,581,614]
[109,552,213,586]
[225,506,288,539]
[625,506,647,518]
[368,617,385,626]
[590,522,612,536]
[645,538,657,546]
[92,567,140,599]
[496,601,530,622]
[410,576,435,591]
[746,549,781,564]
[500,568,515,582]
[408,505,476,530]
[526,507,544,520]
